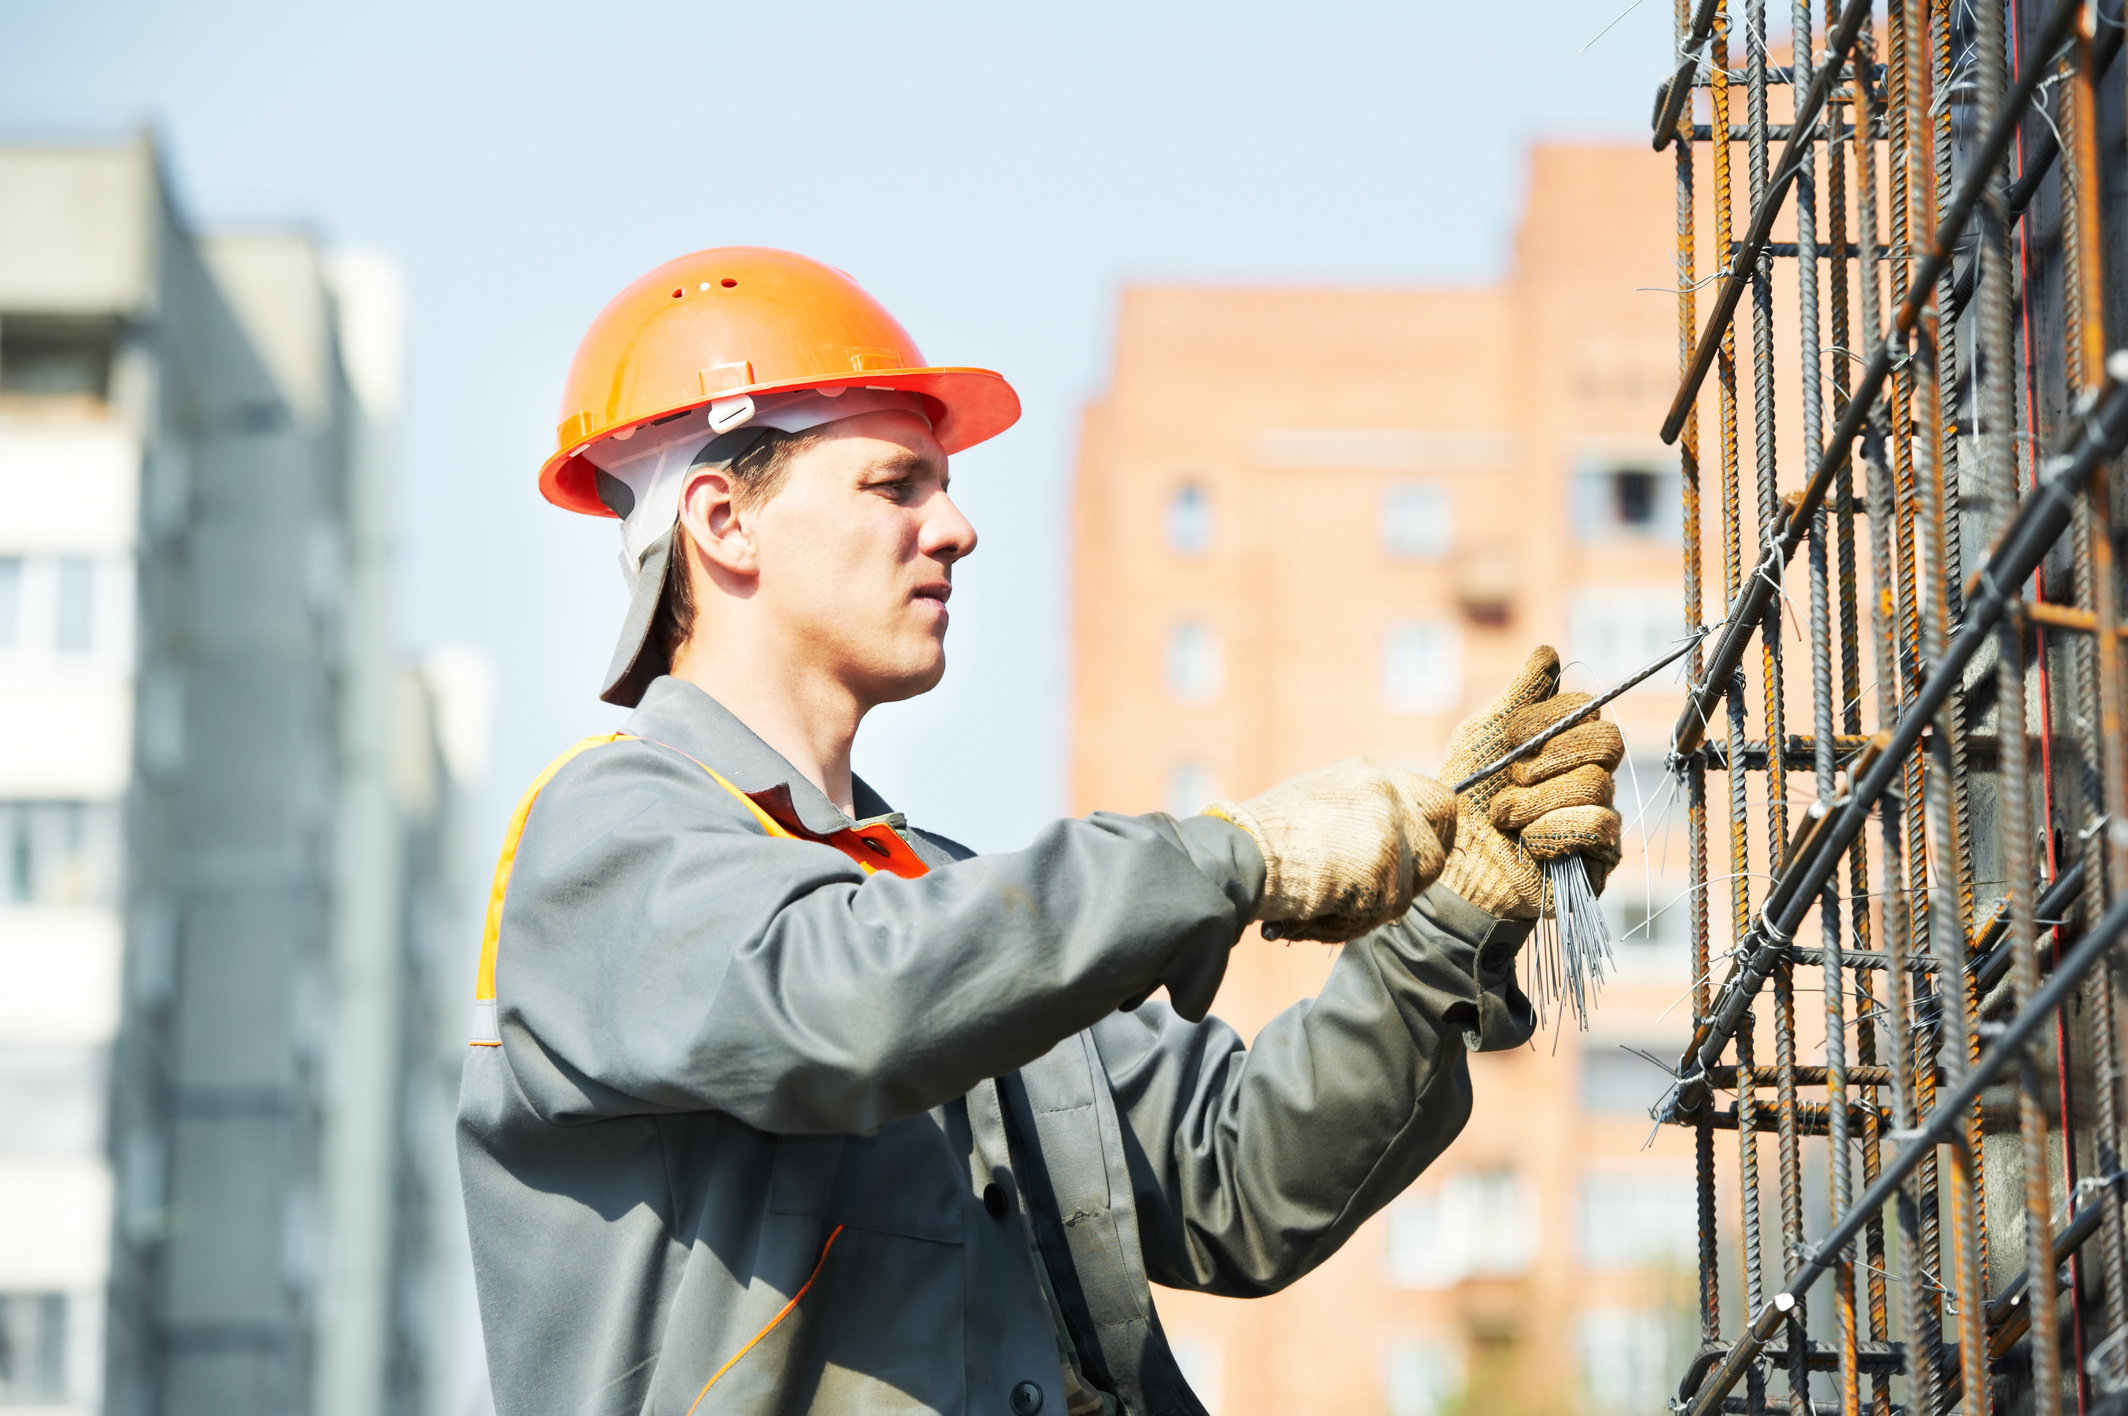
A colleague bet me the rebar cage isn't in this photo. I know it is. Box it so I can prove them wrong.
[1654,0,2128,1410]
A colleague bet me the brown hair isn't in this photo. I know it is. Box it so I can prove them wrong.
[652,426,827,657]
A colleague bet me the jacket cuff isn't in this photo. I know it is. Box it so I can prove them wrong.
[1171,812,1267,927]
[1410,882,1538,1052]
[1107,813,1265,1021]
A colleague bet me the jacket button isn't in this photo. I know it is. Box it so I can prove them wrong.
[1010,1381,1044,1415]
[983,1182,1010,1218]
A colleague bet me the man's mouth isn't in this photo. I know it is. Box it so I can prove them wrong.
[913,584,952,605]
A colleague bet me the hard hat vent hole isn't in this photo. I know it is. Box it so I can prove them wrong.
[671,288,683,299]
[720,278,738,288]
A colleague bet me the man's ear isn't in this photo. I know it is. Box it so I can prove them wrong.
[677,466,758,576]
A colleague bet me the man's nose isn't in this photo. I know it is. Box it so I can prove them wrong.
[921,491,978,563]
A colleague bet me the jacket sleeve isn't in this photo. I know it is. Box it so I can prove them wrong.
[1088,883,1535,1296]
[491,739,1264,1136]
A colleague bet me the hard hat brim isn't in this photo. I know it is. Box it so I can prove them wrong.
[539,366,1019,518]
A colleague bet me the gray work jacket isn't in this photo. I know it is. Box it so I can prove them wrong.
[458,678,1536,1416]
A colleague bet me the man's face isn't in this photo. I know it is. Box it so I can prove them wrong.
[744,409,976,707]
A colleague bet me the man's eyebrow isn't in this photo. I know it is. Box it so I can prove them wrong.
[864,450,944,479]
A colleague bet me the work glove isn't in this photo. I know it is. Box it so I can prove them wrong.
[1203,758,1457,943]
[1437,646,1625,921]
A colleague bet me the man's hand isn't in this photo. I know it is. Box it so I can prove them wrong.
[1438,646,1624,920]
[1203,758,1457,943]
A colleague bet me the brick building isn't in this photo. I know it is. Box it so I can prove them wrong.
[1070,144,1703,1416]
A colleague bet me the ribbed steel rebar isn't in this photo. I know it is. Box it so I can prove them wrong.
[1659,1,2128,1408]
[1665,0,2096,761]
[1681,894,2128,1416]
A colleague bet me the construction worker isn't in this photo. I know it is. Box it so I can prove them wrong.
[458,248,1624,1416]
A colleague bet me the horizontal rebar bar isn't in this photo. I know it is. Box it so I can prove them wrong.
[1706,1100,1893,1134]
[1695,122,1890,143]
[1721,240,1895,257]
[1690,62,1888,89]
[2024,598,2128,636]
[1699,735,1878,770]
[1711,1064,1902,1086]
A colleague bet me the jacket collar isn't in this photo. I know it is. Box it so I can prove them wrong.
[624,676,897,836]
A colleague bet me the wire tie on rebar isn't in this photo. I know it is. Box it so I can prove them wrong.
[2085,1324,2128,1389]
[2080,814,2113,843]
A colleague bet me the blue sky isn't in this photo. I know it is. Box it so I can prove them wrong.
[6,0,1676,861]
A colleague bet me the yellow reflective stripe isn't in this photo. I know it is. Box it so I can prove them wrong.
[474,733,844,1015]
[475,733,627,1002]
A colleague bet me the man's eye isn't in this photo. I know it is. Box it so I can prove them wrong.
[876,479,913,501]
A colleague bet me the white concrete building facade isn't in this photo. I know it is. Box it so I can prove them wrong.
[0,136,481,1416]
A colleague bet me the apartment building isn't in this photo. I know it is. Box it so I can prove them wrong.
[1071,144,1696,1416]
[0,137,481,1416]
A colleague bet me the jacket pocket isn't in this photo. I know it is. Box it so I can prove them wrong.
[767,1120,965,1246]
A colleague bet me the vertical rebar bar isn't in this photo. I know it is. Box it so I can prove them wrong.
[1680,0,1724,1355]
[2004,597,2066,1415]
[1824,50,1862,1416]
[1849,58,1896,1416]
[1863,427,1902,1416]
[1736,1005,1770,1413]
[2062,0,2128,1385]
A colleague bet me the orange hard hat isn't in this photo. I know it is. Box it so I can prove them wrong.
[539,247,1021,516]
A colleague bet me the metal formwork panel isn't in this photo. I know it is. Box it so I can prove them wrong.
[1653,0,2128,1411]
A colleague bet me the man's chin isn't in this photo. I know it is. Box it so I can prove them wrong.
[859,654,948,707]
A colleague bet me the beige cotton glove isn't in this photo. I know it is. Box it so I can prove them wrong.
[1203,757,1458,943]
[1437,646,1625,920]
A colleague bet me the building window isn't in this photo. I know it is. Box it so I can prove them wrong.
[0,1046,106,1155]
[1167,762,1219,818]
[1577,1172,1695,1270]
[1169,1335,1224,1416]
[0,316,116,402]
[1579,1041,1681,1117]
[1166,621,1224,705]
[0,559,18,651]
[1577,1307,1672,1415]
[1382,620,1462,714]
[53,557,94,654]
[1,802,121,908]
[1572,459,1682,541]
[0,1291,67,1404]
[0,556,128,664]
[1381,481,1452,561]
[1568,590,1683,690]
[1382,1338,1462,1416]
[1165,483,1213,557]
[1386,1168,1534,1288]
